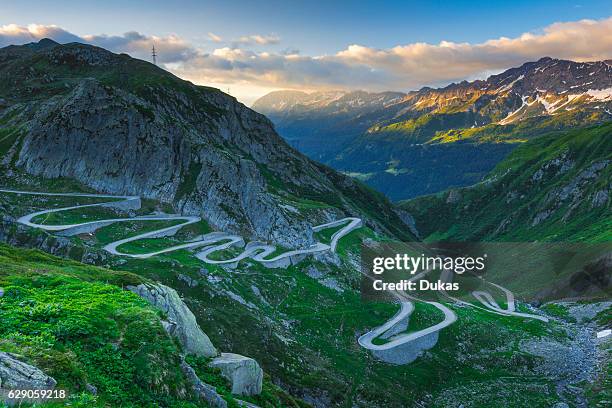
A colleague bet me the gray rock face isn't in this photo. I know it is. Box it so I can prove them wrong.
[180,359,227,408]
[128,283,217,357]
[0,41,414,246]
[209,353,263,396]
[16,77,317,247]
[592,189,608,208]
[0,352,56,389]
[178,274,198,288]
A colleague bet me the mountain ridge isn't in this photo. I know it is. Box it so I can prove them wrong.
[0,39,415,245]
[253,57,612,200]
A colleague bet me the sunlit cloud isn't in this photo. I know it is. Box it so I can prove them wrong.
[82,31,195,63]
[1,18,611,104]
[0,24,81,46]
[234,34,280,46]
[207,32,223,42]
[174,17,612,102]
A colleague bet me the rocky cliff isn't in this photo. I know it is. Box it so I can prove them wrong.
[0,39,414,244]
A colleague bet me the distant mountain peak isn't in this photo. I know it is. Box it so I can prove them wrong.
[34,38,59,47]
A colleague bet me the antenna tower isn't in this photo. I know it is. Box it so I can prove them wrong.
[152,44,157,65]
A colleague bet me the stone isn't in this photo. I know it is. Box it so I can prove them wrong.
[592,190,608,208]
[128,283,217,357]
[85,383,97,395]
[0,352,56,389]
[209,353,263,396]
[180,359,227,408]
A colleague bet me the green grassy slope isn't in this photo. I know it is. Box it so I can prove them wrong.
[0,243,309,408]
[401,122,612,243]
[0,244,193,407]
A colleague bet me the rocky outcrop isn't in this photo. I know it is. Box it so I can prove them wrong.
[209,353,263,396]
[0,352,56,389]
[0,216,108,265]
[127,283,217,357]
[0,40,413,247]
[180,359,227,408]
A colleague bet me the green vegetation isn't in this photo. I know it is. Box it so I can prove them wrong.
[314,223,346,244]
[176,161,203,201]
[0,244,196,407]
[32,205,123,225]
[94,220,184,246]
[429,109,608,144]
[402,123,612,243]
[0,126,23,158]
[186,356,309,408]
[0,188,595,407]
[0,42,226,120]
[370,111,481,144]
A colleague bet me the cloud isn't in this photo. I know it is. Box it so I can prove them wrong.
[1,18,611,104]
[208,32,223,42]
[172,18,612,95]
[233,34,280,46]
[0,24,81,47]
[82,31,195,63]
[0,24,194,64]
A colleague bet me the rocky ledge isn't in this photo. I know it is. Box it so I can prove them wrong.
[0,352,56,395]
[127,283,218,357]
[209,353,263,396]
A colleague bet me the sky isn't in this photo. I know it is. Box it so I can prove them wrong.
[1,0,611,104]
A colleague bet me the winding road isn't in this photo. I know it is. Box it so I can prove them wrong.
[0,188,362,268]
[1,188,548,365]
[357,267,548,364]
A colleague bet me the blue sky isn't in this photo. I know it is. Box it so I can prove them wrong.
[2,0,610,53]
[1,1,611,103]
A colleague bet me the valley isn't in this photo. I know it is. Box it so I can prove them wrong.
[254,58,612,200]
[1,174,608,407]
[0,38,609,408]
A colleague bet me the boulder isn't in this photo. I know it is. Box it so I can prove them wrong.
[128,283,217,357]
[209,353,263,396]
[0,352,56,389]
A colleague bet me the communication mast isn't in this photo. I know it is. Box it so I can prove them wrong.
[152,43,157,65]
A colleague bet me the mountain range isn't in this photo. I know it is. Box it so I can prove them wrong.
[254,57,612,200]
[0,40,610,408]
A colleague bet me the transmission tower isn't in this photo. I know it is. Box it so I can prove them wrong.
[152,44,157,65]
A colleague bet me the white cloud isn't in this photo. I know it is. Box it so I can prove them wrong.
[172,17,612,102]
[0,24,81,46]
[233,34,280,46]
[0,24,194,63]
[82,31,195,63]
[1,18,611,104]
